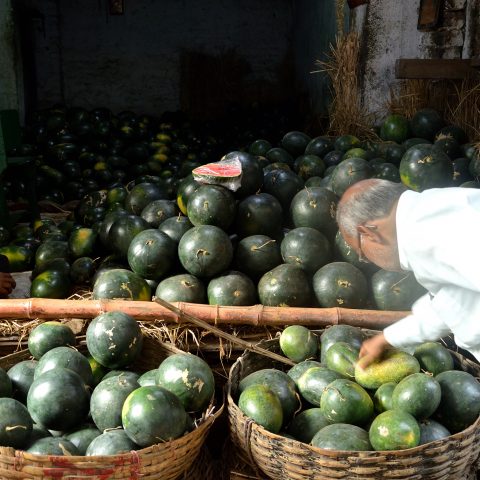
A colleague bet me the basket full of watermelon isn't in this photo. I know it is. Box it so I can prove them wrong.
[0,314,222,479]
[227,325,480,479]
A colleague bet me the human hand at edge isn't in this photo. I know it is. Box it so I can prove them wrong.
[356,333,391,370]
[0,272,16,296]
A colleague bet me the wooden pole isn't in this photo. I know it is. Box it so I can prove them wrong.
[0,298,408,330]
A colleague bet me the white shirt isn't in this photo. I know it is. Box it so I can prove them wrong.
[383,187,480,361]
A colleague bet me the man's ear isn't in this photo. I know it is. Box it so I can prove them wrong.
[356,224,383,244]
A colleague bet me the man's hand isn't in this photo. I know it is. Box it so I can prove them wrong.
[0,273,16,296]
[357,333,391,370]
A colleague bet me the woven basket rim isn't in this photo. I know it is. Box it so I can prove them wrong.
[227,330,480,458]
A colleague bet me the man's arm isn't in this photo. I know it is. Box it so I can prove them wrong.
[358,293,451,368]
[0,272,16,296]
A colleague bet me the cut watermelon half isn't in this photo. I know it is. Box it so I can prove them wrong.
[192,158,243,191]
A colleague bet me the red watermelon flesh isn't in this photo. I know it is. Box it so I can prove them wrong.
[193,159,242,190]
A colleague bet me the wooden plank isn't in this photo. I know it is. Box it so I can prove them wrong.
[395,58,479,79]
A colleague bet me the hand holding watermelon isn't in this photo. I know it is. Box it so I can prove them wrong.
[357,333,391,369]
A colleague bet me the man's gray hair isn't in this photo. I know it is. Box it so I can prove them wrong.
[336,179,407,237]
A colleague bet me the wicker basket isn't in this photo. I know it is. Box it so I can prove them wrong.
[0,336,223,479]
[228,331,480,480]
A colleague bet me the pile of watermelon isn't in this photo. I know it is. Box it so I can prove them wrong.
[0,106,478,308]
[235,325,480,451]
[0,317,215,456]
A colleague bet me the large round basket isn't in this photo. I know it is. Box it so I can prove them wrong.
[0,335,223,480]
[228,330,480,480]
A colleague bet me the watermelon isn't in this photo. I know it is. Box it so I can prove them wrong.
[373,382,396,413]
[281,131,311,157]
[325,341,359,379]
[68,227,97,259]
[207,270,257,306]
[399,144,453,191]
[158,215,193,243]
[107,214,150,257]
[287,360,323,385]
[34,346,94,388]
[239,368,299,424]
[312,262,368,308]
[434,370,480,433]
[355,350,420,389]
[410,108,444,141]
[31,270,72,299]
[90,375,140,431]
[34,241,69,271]
[122,386,187,446]
[413,342,454,376]
[0,246,32,272]
[155,273,206,303]
[392,373,441,419]
[27,437,80,455]
[192,160,242,186]
[334,135,360,152]
[178,225,233,278]
[7,360,37,402]
[138,369,158,387]
[331,157,373,197]
[156,353,215,412]
[369,410,420,451]
[380,114,410,143]
[92,268,151,301]
[297,367,345,406]
[258,264,312,307]
[279,325,318,363]
[249,139,272,156]
[286,408,332,443]
[418,419,451,445]
[320,379,373,426]
[176,175,201,215]
[266,148,295,167]
[295,154,326,180]
[311,423,371,451]
[140,199,179,228]
[69,256,95,285]
[27,368,90,431]
[65,425,101,455]
[187,184,236,229]
[86,311,143,369]
[263,169,304,212]
[305,136,334,157]
[125,182,168,215]
[320,325,364,363]
[224,151,263,197]
[0,398,33,448]
[238,384,283,433]
[28,321,76,359]
[86,429,138,456]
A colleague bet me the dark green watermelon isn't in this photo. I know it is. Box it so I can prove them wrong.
[287,408,332,444]
[399,144,453,191]
[371,270,426,310]
[418,419,451,445]
[413,342,453,376]
[280,227,331,274]
[28,321,76,360]
[92,268,151,301]
[7,360,37,402]
[452,158,472,186]
[434,370,480,433]
[281,131,311,157]
[372,162,401,182]
[122,386,187,446]
[238,384,283,433]
[107,214,150,257]
[311,423,371,451]
[223,151,263,198]
[263,169,304,212]
[65,425,101,455]
[436,125,468,145]
[34,346,94,387]
[334,135,361,152]
[239,368,299,424]
[140,199,179,228]
[325,342,359,379]
[207,270,257,306]
[86,429,138,455]
[320,379,373,426]
[70,256,95,284]
[0,398,32,448]
[305,136,334,157]
[380,114,410,143]
[287,360,323,385]
[127,229,176,281]
[27,436,80,455]
[138,369,158,387]
[289,187,338,239]
[249,139,272,156]
[320,325,364,363]
[295,155,326,180]
[176,175,201,215]
[266,147,295,167]
[90,375,139,431]
[410,108,444,141]
[125,182,168,215]
[187,184,236,229]
[31,269,72,299]
[236,193,283,239]
[392,373,441,419]
[155,273,206,303]
[178,225,233,278]
[434,137,462,160]
[0,245,31,272]
[369,409,420,451]
[323,150,344,167]
[98,210,129,248]
[297,367,345,406]
[331,157,373,197]
[35,241,69,271]
[27,368,90,431]
[373,382,396,413]
[156,353,215,412]
[279,325,318,363]
[258,264,312,307]
[68,227,97,259]
[313,262,368,308]
[234,235,282,280]
[86,311,143,369]
[158,215,193,243]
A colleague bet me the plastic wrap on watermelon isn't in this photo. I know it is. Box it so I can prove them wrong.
[192,157,243,191]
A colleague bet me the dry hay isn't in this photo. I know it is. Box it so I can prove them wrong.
[313,31,378,140]
[388,76,480,142]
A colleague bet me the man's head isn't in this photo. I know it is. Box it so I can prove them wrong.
[337,179,407,271]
